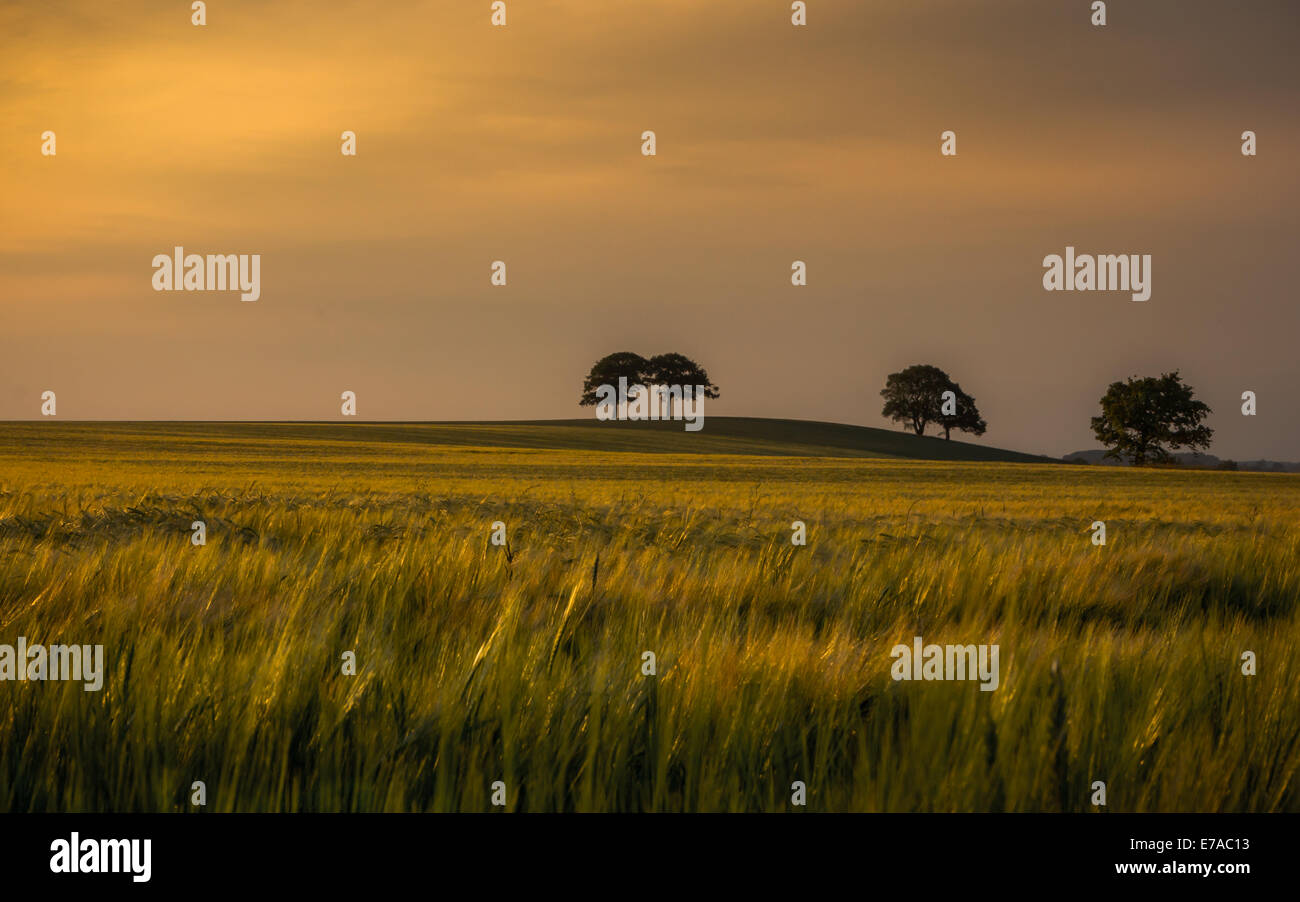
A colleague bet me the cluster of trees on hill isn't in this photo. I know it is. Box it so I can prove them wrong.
[879,364,987,440]
[579,354,1216,466]
[578,352,720,406]
[880,365,1214,464]
[579,353,720,420]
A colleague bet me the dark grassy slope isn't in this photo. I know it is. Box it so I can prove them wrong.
[0,418,1051,462]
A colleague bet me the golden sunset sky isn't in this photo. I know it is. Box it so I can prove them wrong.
[2,0,1298,458]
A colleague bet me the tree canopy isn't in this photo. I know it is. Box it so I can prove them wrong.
[881,364,986,439]
[646,353,720,400]
[580,352,720,409]
[1090,371,1213,465]
[579,352,649,406]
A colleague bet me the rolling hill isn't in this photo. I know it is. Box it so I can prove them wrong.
[0,418,1052,463]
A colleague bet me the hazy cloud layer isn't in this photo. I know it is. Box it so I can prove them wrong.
[2,0,1297,458]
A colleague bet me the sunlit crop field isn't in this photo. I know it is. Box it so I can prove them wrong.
[1,423,1297,812]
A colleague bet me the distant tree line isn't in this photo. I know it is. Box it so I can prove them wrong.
[578,353,1216,466]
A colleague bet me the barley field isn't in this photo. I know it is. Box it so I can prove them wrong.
[1,421,1297,812]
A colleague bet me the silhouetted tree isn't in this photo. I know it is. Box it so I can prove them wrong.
[647,353,720,416]
[881,364,985,439]
[580,352,721,417]
[579,352,649,406]
[936,382,987,440]
[1090,371,1213,465]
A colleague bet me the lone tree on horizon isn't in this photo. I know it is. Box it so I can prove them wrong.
[881,364,986,439]
[1090,371,1213,465]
